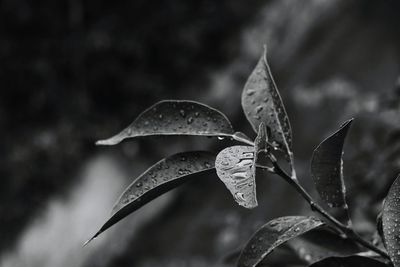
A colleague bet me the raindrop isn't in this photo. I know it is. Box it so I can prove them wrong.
[235,192,245,201]
[187,117,194,124]
[194,112,200,117]
[158,114,163,120]
[246,89,255,96]
[218,136,225,140]
[179,109,186,117]
[136,182,142,188]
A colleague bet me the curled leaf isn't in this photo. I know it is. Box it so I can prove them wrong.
[85,151,215,245]
[311,119,353,212]
[238,216,324,267]
[309,255,388,267]
[96,100,235,145]
[241,47,292,157]
[382,174,400,267]
[215,146,257,208]
[376,212,385,248]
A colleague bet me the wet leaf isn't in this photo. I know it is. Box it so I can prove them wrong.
[85,151,215,244]
[288,227,362,264]
[237,216,324,267]
[96,100,235,145]
[309,255,389,267]
[382,174,400,267]
[215,146,257,208]
[241,47,292,157]
[311,119,353,211]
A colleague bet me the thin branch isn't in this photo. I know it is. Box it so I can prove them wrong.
[267,152,390,260]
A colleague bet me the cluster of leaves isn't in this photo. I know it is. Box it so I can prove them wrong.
[87,47,400,267]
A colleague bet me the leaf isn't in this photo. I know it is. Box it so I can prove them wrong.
[215,146,257,208]
[96,100,235,145]
[222,245,303,267]
[237,216,324,267]
[382,174,400,267]
[308,256,389,267]
[241,47,292,157]
[376,212,386,248]
[85,151,215,245]
[311,119,353,210]
[287,227,362,264]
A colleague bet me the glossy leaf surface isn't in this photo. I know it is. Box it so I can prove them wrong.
[97,100,235,145]
[241,48,292,156]
[215,146,257,208]
[238,216,323,267]
[309,256,388,267]
[382,174,400,267]
[85,151,215,244]
[288,227,361,264]
[311,119,353,209]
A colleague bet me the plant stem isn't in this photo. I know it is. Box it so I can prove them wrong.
[261,153,390,260]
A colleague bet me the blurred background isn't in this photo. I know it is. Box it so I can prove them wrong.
[1,0,400,266]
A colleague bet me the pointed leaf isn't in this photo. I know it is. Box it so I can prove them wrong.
[241,47,292,157]
[97,100,235,145]
[86,151,215,243]
[382,174,400,267]
[215,146,257,208]
[238,216,324,267]
[311,119,353,210]
[309,256,388,267]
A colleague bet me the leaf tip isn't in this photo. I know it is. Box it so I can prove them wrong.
[82,234,97,248]
[95,137,122,146]
[341,118,354,128]
[262,44,268,55]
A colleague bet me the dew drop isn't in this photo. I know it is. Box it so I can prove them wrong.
[304,254,312,262]
[218,136,225,140]
[136,182,142,188]
[247,89,256,96]
[179,109,186,118]
[194,112,200,117]
[187,117,194,124]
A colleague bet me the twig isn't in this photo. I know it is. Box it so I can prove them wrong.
[266,153,390,260]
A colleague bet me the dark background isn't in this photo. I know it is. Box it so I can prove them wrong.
[1,0,400,266]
